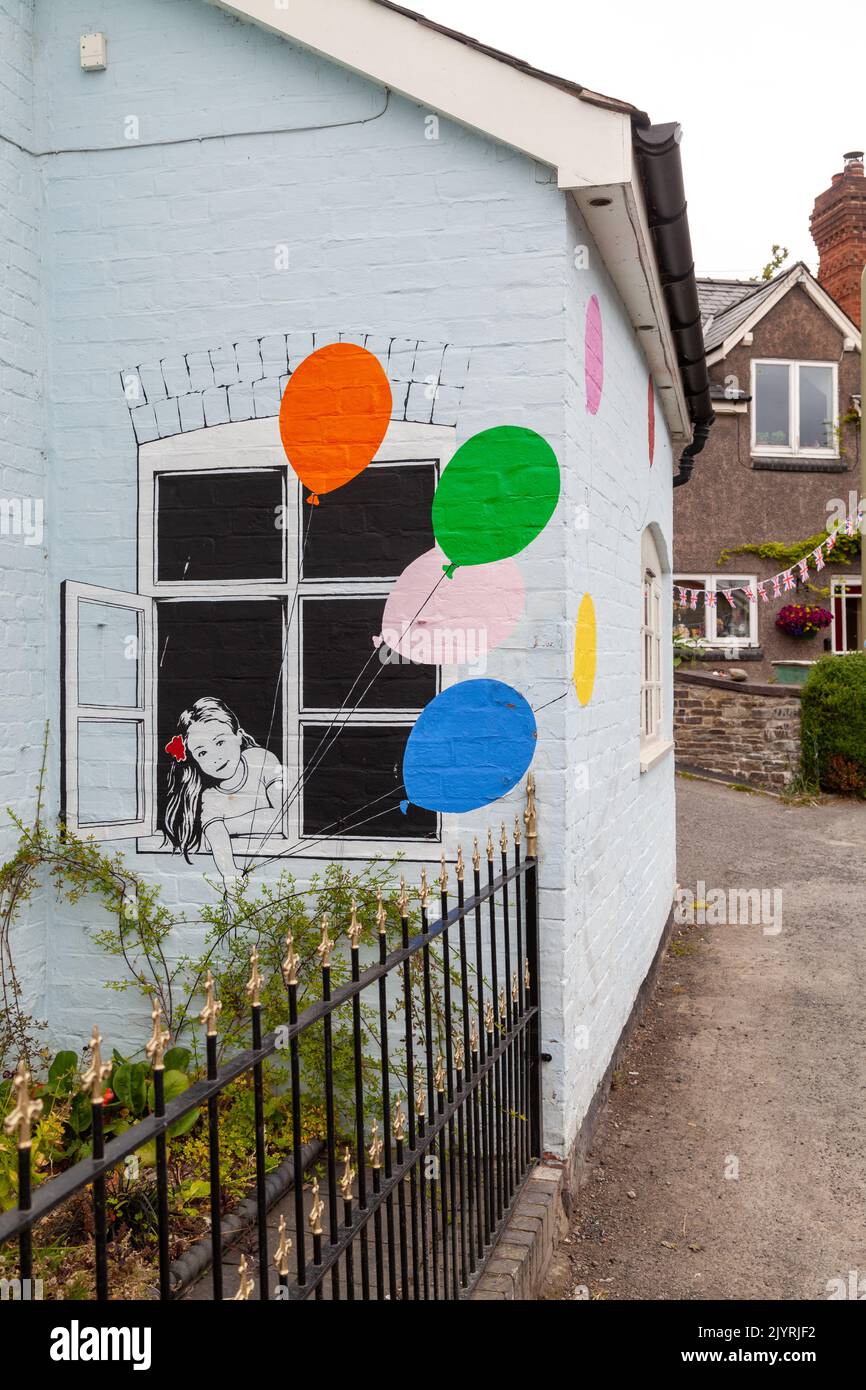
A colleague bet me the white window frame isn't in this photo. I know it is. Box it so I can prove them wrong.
[61,582,154,839]
[751,359,838,458]
[640,563,662,744]
[673,575,759,648]
[830,575,862,654]
[62,418,456,860]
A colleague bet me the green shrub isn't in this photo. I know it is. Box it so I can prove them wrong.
[800,653,866,796]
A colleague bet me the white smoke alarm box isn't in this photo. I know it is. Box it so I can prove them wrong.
[80,33,107,71]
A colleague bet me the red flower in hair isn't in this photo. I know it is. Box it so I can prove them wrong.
[165,734,187,762]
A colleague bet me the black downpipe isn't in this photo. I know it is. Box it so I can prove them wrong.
[633,121,715,486]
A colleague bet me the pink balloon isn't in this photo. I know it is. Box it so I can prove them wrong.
[585,294,604,415]
[379,548,525,666]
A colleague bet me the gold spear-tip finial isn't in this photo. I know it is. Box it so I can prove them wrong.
[392,1097,406,1144]
[145,996,170,1072]
[454,1036,464,1072]
[438,851,448,893]
[416,1082,426,1117]
[523,772,537,857]
[81,1025,111,1103]
[456,845,465,882]
[514,816,521,847]
[340,1145,356,1201]
[434,1054,445,1093]
[512,970,519,1004]
[419,866,429,909]
[232,1253,255,1300]
[309,1176,325,1236]
[524,957,531,991]
[245,946,263,1008]
[274,1212,292,1277]
[368,1119,383,1170]
[499,987,507,1024]
[398,875,409,916]
[484,1000,495,1035]
[4,1061,43,1149]
[376,887,387,935]
[199,971,222,1038]
[472,836,481,872]
[486,827,494,862]
[500,821,508,853]
[317,913,333,970]
[282,930,300,988]
[470,1019,479,1054]
[348,898,362,951]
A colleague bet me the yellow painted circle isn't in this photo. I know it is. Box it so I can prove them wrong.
[572,593,597,706]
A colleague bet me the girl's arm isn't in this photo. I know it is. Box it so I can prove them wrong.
[203,818,241,890]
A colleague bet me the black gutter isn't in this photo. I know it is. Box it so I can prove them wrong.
[632,122,715,486]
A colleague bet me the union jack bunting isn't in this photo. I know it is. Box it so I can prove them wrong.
[756,583,769,603]
[705,590,717,607]
[676,586,686,604]
[724,589,739,606]
[689,589,698,610]
[743,587,756,602]
[797,558,809,581]
[826,531,837,553]
[772,576,782,598]
[812,546,825,571]
[845,516,854,536]
[782,570,796,591]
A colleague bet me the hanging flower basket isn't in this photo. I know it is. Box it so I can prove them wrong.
[775,603,833,638]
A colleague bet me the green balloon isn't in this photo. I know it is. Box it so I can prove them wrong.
[432,426,560,574]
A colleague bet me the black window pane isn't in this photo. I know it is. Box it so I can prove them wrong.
[302,724,437,840]
[156,599,283,832]
[302,597,436,710]
[157,470,284,582]
[303,463,435,579]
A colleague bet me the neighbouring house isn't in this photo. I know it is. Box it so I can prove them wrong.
[673,154,864,685]
[0,0,712,1185]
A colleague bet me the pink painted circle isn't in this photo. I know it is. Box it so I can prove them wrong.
[585,294,604,415]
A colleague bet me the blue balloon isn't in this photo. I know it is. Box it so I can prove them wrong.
[401,679,537,814]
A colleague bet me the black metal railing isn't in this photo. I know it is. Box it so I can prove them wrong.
[1,803,541,1301]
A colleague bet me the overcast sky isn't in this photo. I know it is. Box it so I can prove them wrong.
[418,0,863,280]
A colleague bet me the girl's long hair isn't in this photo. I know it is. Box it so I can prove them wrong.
[163,697,257,860]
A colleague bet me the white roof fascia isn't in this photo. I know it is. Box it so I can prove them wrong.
[209,0,691,437]
[208,0,632,188]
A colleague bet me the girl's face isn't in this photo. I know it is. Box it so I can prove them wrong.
[186,719,243,781]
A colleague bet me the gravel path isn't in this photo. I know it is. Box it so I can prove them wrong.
[543,776,866,1301]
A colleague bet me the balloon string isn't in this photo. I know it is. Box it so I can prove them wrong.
[241,505,314,858]
[534,692,568,714]
[242,788,410,871]
[243,569,449,868]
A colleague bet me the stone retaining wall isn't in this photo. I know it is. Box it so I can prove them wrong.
[674,672,801,791]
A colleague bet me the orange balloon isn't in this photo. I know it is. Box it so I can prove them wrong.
[279,343,392,504]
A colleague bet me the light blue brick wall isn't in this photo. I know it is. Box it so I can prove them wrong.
[0,0,47,1023]
[0,0,677,1156]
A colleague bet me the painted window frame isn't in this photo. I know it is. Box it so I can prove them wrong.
[673,575,759,647]
[61,583,155,840]
[750,358,839,458]
[63,419,455,859]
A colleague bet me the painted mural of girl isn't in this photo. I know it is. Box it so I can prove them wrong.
[163,697,283,891]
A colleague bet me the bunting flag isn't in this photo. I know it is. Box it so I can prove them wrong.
[672,513,862,613]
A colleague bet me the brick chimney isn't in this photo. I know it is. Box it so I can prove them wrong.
[810,151,866,327]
